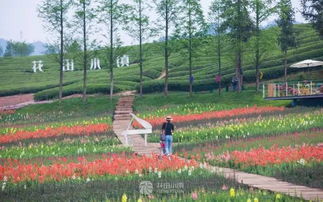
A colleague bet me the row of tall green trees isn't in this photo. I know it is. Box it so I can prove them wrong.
[38,0,323,100]
[1,41,34,57]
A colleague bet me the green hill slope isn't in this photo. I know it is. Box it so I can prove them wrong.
[0,24,322,100]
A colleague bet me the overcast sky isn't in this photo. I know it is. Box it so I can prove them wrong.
[0,0,305,45]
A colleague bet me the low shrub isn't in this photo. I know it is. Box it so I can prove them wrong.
[34,83,124,101]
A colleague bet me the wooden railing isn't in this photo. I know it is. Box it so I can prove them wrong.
[263,81,323,98]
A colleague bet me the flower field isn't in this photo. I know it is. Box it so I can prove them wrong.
[146,188,304,202]
[176,130,323,156]
[0,154,197,183]
[0,164,304,201]
[148,110,323,143]
[156,103,323,191]
[0,137,127,159]
[176,129,323,189]
[134,106,285,128]
[1,93,322,201]
[0,117,122,159]
[0,123,110,144]
[0,116,112,135]
[0,109,15,116]
[215,145,323,166]
[203,144,323,189]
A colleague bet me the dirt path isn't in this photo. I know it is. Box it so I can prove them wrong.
[0,94,102,110]
[0,94,34,108]
[157,70,166,80]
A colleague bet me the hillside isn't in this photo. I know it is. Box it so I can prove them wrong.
[0,24,322,100]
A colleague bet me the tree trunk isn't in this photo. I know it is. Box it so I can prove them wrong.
[236,41,242,93]
[139,0,143,96]
[188,2,193,97]
[59,0,64,101]
[284,50,288,96]
[284,50,287,82]
[109,0,114,100]
[255,1,260,92]
[217,15,221,96]
[255,44,260,91]
[164,1,169,96]
[236,0,243,93]
[256,62,260,91]
[82,1,87,102]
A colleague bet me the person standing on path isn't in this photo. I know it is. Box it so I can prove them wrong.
[162,116,174,155]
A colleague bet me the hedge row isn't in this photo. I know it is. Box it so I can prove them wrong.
[34,83,124,101]
[136,63,321,93]
[0,82,75,97]
[167,44,323,81]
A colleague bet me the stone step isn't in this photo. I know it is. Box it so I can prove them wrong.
[114,118,131,121]
[113,120,130,123]
[119,97,134,99]
[114,116,131,119]
[114,117,131,120]
[118,101,133,104]
[116,108,132,111]
[115,111,132,114]
[118,101,133,103]
[116,105,132,108]
[114,114,131,117]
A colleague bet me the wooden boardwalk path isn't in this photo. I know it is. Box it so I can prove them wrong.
[206,165,323,201]
[112,92,323,201]
[112,92,160,156]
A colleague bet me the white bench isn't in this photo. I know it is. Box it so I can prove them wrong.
[121,113,152,146]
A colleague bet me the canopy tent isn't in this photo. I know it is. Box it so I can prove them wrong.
[290,59,323,68]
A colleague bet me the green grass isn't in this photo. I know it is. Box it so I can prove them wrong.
[0,138,127,159]
[20,95,117,115]
[0,95,118,125]
[133,90,290,115]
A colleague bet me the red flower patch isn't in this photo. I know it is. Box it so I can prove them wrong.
[0,154,197,183]
[219,145,323,166]
[0,124,110,144]
[0,109,16,115]
[134,106,285,127]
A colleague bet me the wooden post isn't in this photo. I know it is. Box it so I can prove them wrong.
[263,83,265,98]
[274,84,276,97]
[297,82,300,95]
